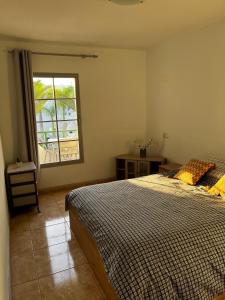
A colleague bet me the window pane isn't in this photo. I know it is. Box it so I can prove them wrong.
[60,141,80,161]
[58,131,78,140]
[58,120,78,140]
[58,120,77,131]
[38,143,59,164]
[33,77,54,99]
[56,99,77,120]
[37,122,57,143]
[35,100,56,122]
[37,131,58,143]
[54,77,76,98]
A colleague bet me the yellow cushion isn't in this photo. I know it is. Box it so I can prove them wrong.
[208,174,225,197]
[174,159,215,186]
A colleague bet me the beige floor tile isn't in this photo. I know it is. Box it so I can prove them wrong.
[42,206,61,213]
[10,231,33,256]
[11,254,37,285]
[39,195,58,208]
[10,215,30,234]
[10,189,106,300]
[39,202,59,212]
[39,192,56,200]
[55,193,69,206]
[34,240,87,278]
[57,202,66,212]
[39,265,105,300]
[46,208,65,218]
[34,239,80,257]
[29,209,65,230]
[28,213,47,230]
[53,189,69,197]
[31,223,73,250]
[61,209,69,216]
[12,280,41,300]
[64,212,70,222]
[38,197,56,206]
[55,194,66,202]
[57,205,69,220]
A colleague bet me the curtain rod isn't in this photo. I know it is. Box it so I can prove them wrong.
[8,50,98,59]
[33,51,98,58]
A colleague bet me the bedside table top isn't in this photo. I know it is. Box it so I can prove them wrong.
[7,162,36,174]
[116,154,165,162]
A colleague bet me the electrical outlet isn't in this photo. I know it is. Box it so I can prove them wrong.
[163,132,169,139]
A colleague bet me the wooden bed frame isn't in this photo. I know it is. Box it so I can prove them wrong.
[69,206,118,300]
[69,206,225,300]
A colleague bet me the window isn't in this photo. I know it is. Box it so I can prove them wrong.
[33,73,83,166]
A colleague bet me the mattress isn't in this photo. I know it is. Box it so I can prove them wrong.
[66,174,225,300]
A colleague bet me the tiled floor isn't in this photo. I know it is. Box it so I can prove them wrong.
[10,189,106,300]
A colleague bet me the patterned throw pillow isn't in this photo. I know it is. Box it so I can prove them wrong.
[208,174,225,197]
[174,159,215,186]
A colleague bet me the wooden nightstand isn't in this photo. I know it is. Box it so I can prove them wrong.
[6,162,40,214]
[116,154,166,180]
[159,163,181,175]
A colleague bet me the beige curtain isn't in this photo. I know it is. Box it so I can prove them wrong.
[13,49,39,169]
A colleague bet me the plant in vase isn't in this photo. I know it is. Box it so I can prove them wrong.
[134,139,153,158]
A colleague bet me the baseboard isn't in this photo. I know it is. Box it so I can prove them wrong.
[39,177,116,193]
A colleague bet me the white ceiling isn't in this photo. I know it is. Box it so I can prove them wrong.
[1,0,225,49]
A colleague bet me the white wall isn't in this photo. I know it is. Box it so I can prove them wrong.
[0,136,9,300]
[5,20,225,189]
[0,40,146,189]
[147,21,225,163]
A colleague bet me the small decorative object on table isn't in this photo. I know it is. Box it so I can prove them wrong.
[16,157,23,167]
[135,138,153,158]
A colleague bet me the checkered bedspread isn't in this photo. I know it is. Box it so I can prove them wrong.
[66,175,225,300]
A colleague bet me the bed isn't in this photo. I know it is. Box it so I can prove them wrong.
[66,174,225,300]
